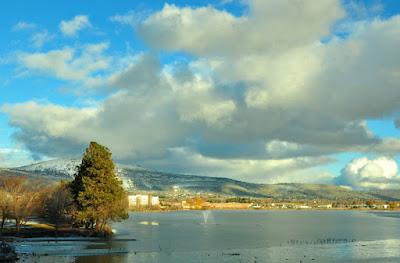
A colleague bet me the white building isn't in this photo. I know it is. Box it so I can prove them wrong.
[128,194,160,208]
[318,204,333,209]
[151,196,160,206]
[296,205,311,209]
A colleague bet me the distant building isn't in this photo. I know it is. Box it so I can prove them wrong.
[128,195,137,207]
[318,204,333,209]
[151,196,160,206]
[296,205,311,209]
[128,194,160,208]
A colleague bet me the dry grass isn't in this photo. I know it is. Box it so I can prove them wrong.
[25,222,55,230]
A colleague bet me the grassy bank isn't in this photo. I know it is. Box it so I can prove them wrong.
[0,223,112,240]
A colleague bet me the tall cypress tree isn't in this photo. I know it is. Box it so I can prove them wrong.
[71,142,128,232]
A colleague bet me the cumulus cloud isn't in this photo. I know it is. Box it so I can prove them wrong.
[138,1,344,56]
[138,147,335,183]
[3,0,400,185]
[135,1,400,149]
[17,43,111,87]
[264,137,400,159]
[60,15,91,37]
[336,157,400,189]
[2,55,239,160]
[137,1,400,120]
[165,71,236,126]
[2,102,98,138]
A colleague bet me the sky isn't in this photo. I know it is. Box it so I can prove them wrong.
[1,0,400,189]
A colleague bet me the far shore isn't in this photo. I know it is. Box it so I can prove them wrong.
[130,207,400,213]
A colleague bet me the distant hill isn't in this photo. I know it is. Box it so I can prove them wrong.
[1,158,398,201]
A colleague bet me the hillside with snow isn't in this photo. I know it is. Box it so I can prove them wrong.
[1,158,399,200]
[3,158,265,196]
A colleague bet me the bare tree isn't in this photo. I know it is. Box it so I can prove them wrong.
[44,181,73,230]
[0,189,11,233]
[0,176,44,232]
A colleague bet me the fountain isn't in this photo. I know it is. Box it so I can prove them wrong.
[200,210,216,225]
[203,210,211,224]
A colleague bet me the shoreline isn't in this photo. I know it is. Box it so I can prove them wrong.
[0,226,114,241]
[130,207,400,213]
[9,236,400,262]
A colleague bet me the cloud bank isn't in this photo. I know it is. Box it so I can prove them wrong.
[2,0,400,185]
[336,157,400,189]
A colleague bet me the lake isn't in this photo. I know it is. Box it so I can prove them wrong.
[15,210,400,262]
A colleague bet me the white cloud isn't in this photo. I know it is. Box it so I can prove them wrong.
[2,102,98,138]
[31,30,55,48]
[336,157,400,189]
[264,137,400,159]
[110,10,149,26]
[266,140,302,157]
[135,1,400,149]
[3,1,400,185]
[1,102,99,158]
[17,43,110,87]
[138,1,344,56]
[138,147,334,183]
[2,56,187,159]
[137,1,400,123]
[12,21,36,31]
[165,72,236,126]
[60,15,91,37]
[0,148,36,168]
[2,55,237,163]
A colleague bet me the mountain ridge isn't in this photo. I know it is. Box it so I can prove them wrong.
[1,158,398,201]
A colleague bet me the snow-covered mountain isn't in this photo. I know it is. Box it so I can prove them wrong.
[1,158,398,200]
[1,158,265,196]
[16,158,81,178]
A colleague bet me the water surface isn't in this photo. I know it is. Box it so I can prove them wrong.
[16,210,400,262]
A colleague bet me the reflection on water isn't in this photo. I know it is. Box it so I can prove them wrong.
[13,211,400,262]
[74,255,127,263]
[138,221,159,226]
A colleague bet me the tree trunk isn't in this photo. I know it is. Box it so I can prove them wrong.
[1,216,5,233]
[15,219,20,232]
[95,220,100,231]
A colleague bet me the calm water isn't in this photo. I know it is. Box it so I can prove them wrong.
[15,210,400,262]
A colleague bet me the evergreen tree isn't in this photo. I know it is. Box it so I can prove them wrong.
[71,142,128,232]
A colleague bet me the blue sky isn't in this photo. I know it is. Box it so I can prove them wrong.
[1,0,400,189]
